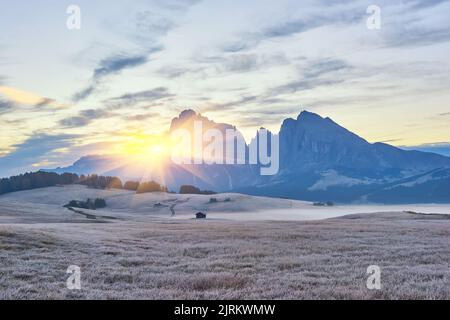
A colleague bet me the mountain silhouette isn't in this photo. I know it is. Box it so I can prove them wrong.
[46,110,450,203]
[238,110,450,203]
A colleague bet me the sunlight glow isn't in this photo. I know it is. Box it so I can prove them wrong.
[114,134,173,163]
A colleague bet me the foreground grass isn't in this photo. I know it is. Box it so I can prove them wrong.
[0,215,449,299]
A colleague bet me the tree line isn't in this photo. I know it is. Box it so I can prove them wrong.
[0,171,217,196]
[0,171,168,196]
[0,171,78,195]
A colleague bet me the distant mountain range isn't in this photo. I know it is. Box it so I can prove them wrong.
[46,110,450,204]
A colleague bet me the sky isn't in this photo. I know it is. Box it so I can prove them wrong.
[0,0,450,177]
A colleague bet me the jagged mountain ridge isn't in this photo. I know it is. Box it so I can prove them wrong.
[46,110,450,203]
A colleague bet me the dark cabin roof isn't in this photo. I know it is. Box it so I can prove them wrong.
[196,212,207,218]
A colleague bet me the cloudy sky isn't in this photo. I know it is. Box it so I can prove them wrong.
[1,0,450,177]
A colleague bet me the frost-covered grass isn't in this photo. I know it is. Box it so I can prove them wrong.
[1,214,449,300]
[0,186,449,300]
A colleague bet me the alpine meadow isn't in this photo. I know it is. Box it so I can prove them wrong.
[1,0,450,304]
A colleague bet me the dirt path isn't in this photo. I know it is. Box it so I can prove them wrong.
[169,197,191,217]
[66,207,119,221]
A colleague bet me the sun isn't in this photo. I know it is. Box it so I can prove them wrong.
[148,144,167,157]
[115,134,174,163]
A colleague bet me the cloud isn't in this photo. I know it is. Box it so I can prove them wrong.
[0,86,59,108]
[59,108,114,128]
[79,108,112,118]
[106,87,174,108]
[402,142,450,157]
[132,0,202,42]
[194,53,289,77]
[380,139,402,144]
[70,0,202,103]
[263,18,326,39]
[303,59,351,79]
[35,97,56,107]
[222,6,361,53]
[157,66,191,78]
[59,116,92,128]
[0,99,14,114]
[405,0,449,10]
[123,112,160,121]
[385,26,450,48]
[154,0,202,11]
[199,95,259,113]
[218,0,450,64]
[197,58,352,113]
[72,85,95,102]
[93,54,149,80]
[221,54,259,73]
[272,79,330,94]
[133,10,176,42]
[232,113,288,129]
[269,58,353,94]
[218,95,259,109]
[72,52,159,102]
[71,0,200,103]
[380,0,450,48]
[221,41,255,53]
[0,134,79,177]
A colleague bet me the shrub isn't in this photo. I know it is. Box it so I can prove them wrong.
[94,198,107,208]
[179,185,201,194]
[313,202,326,207]
[124,181,140,191]
[137,181,165,194]
[64,198,106,210]
[313,201,334,207]
[64,200,80,208]
[108,177,123,189]
[200,190,217,195]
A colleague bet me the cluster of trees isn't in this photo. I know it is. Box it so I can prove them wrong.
[78,174,123,189]
[74,175,175,195]
[0,172,78,195]
[64,198,107,210]
[123,180,168,193]
[137,182,168,194]
[179,185,216,195]
[123,181,140,191]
